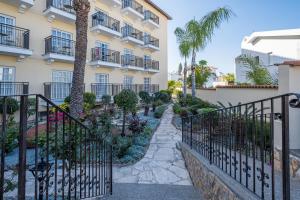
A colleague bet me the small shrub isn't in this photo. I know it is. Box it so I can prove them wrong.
[154,105,167,118]
[128,116,148,135]
[179,108,191,118]
[64,96,71,104]
[143,126,153,137]
[84,92,96,108]
[119,155,135,163]
[113,135,132,159]
[173,103,182,114]
[197,107,217,115]
[126,145,145,160]
[102,95,111,104]
[133,135,149,147]
[0,97,19,115]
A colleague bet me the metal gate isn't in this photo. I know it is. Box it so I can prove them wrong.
[0,94,112,200]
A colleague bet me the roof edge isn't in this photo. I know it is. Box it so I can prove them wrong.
[275,60,300,66]
[144,0,172,20]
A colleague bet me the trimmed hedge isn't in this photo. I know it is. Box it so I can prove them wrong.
[154,105,168,118]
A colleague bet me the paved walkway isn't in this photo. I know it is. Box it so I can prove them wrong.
[102,183,202,200]
[113,105,192,185]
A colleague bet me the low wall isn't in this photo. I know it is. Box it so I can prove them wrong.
[188,86,278,106]
[180,142,258,200]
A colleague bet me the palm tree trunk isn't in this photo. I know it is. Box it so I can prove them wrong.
[70,0,90,118]
[183,58,187,98]
[191,49,196,97]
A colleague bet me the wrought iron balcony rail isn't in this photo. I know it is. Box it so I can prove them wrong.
[92,12,120,32]
[0,81,29,96]
[91,83,159,98]
[0,94,112,199]
[45,36,75,56]
[91,47,120,64]
[182,93,300,200]
[144,35,159,47]
[0,23,30,49]
[46,0,75,14]
[121,55,144,68]
[144,59,159,71]
[122,0,143,15]
[121,25,143,41]
[44,82,72,100]
[144,10,159,24]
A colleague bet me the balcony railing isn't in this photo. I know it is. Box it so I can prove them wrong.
[145,59,159,71]
[44,82,72,101]
[45,36,75,56]
[122,0,143,15]
[144,35,159,48]
[91,47,120,64]
[144,10,159,24]
[0,23,30,49]
[91,83,159,99]
[0,82,29,96]
[121,55,144,69]
[121,25,143,41]
[46,0,75,14]
[92,12,120,32]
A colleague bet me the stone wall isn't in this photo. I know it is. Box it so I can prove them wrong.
[180,143,258,200]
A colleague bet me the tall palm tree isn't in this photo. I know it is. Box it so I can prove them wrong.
[187,7,234,97]
[70,0,90,117]
[175,28,191,98]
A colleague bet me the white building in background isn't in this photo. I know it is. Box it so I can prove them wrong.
[235,28,300,83]
[169,71,182,82]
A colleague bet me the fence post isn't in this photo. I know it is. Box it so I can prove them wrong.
[0,97,7,200]
[281,96,290,200]
[209,113,212,164]
[190,116,193,148]
[18,95,28,200]
[23,83,29,95]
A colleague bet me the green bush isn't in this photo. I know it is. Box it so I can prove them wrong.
[0,97,19,115]
[64,96,71,104]
[179,108,191,118]
[102,95,111,104]
[154,105,167,118]
[113,135,132,159]
[197,107,217,115]
[126,145,145,160]
[84,92,96,107]
[153,90,171,103]
[173,103,182,114]
[133,135,149,147]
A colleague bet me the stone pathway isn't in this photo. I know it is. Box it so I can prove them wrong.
[113,105,192,185]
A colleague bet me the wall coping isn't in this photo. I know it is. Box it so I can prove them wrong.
[216,85,278,89]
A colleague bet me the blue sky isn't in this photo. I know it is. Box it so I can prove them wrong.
[151,0,300,74]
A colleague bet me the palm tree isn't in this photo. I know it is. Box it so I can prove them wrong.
[175,28,191,98]
[70,0,90,117]
[186,7,234,97]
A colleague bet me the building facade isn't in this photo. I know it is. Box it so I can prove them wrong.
[235,28,300,83]
[0,0,170,102]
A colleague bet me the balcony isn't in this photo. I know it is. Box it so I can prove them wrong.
[121,25,144,46]
[99,0,122,8]
[3,0,35,13]
[143,10,159,29]
[91,83,159,100]
[43,0,76,23]
[91,12,121,38]
[144,35,159,51]
[0,82,29,96]
[145,59,159,73]
[121,0,144,21]
[44,82,71,102]
[90,47,121,68]
[0,23,32,60]
[43,36,75,63]
[121,55,144,71]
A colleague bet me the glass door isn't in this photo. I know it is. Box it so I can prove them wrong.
[52,70,73,100]
[144,77,151,92]
[123,76,133,90]
[0,67,15,95]
[0,14,15,47]
[52,29,72,55]
[96,41,109,62]
[95,73,109,99]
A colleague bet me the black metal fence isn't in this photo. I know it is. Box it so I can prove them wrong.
[182,93,300,200]
[144,10,159,24]
[122,0,143,15]
[121,55,144,69]
[0,23,30,49]
[46,0,75,14]
[91,48,120,64]
[45,36,75,57]
[144,35,159,48]
[91,83,159,100]
[121,25,143,41]
[0,94,112,200]
[0,82,29,96]
[92,12,120,32]
[144,59,159,71]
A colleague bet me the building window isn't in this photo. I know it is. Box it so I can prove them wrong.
[144,55,151,69]
[0,14,16,46]
[124,75,133,89]
[52,70,72,100]
[52,0,72,8]
[51,29,73,55]
[96,41,109,61]
[95,73,109,99]
[0,66,15,95]
[144,77,151,92]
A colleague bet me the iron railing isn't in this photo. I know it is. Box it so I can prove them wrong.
[0,23,30,49]
[0,94,112,200]
[144,34,159,48]
[91,47,120,64]
[45,36,75,57]
[144,59,159,71]
[182,93,300,200]
[144,10,159,24]
[121,25,143,41]
[0,82,29,96]
[122,0,143,15]
[121,55,144,69]
[92,12,120,32]
[46,0,75,14]
[91,83,159,99]
[44,82,72,101]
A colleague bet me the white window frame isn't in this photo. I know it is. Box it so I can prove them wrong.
[51,70,73,100]
[95,73,109,99]
[124,75,133,89]
[51,29,73,55]
[0,14,16,46]
[144,77,151,92]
